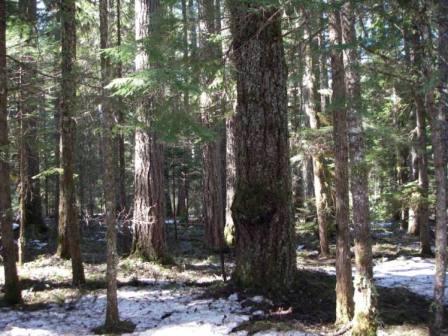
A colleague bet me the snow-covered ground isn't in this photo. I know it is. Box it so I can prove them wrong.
[374,257,444,300]
[1,256,440,335]
[0,284,247,336]
[313,256,446,303]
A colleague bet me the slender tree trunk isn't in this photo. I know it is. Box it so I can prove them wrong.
[228,0,295,292]
[17,0,45,264]
[328,6,354,325]
[115,0,126,213]
[224,116,235,246]
[100,0,119,328]
[59,0,85,285]
[0,0,22,304]
[199,0,225,251]
[303,12,330,257]
[415,93,431,256]
[341,3,376,334]
[408,142,419,235]
[171,164,177,240]
[176,164,188,220]
[54,97,60,221]
[408,27,431,255]
[430,1,448,332]
[132,0,166,261]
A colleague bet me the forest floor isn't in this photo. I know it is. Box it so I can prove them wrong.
[0,217,446,335]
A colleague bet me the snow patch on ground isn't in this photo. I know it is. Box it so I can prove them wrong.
[373,257,446,301]
[318,257,447,303]
[0,285,253,335]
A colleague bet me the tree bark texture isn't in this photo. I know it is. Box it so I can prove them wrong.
[132,0,166,261]
[100,0,120,328]
[329,6,354,324]
[228,1,295,292]
[341,3,377,334]
[303,11,330,257]
[59,0,85,285]
[431,1,448,332]
[0,0,22,304]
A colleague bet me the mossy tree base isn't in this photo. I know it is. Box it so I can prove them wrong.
[92,320,135,335]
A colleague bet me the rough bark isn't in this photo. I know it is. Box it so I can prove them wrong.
[227,1,295,292]
[59,0,85,285]
[341,3,377,334]
[132,0,166,261]
[100,0,120,328]
[328,6,354,324]
[430,1,448,332]
[0,0,22,304]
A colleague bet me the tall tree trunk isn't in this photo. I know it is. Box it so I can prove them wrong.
[100,0,119,328]
[0,0,22,304]
[115,0,127,213]
[17,0,45,264]
[341,3,377,334]
[303,11,330,257]
[59,0,85,285]
[410,26,431,256]
[328,6,354,325]
[54,97,60,221]
[431,1,448,332]
[199,0,225,251]
[132,0,166,261]
[227,0,295,292]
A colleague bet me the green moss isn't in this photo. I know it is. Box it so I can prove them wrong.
[232,182,286,227]
[92,319,136,335]
[352,313,378,336]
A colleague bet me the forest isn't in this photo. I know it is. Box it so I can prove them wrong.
[0,0,447,335]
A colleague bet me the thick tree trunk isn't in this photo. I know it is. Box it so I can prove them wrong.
[0,0,22,304]
[59,0,85,285]
[132,0,166,261]
[100,0,119,328]
[328,7,354,325]
[228,1,295,292]
[431,2,448,332]
[341,3,377,334]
